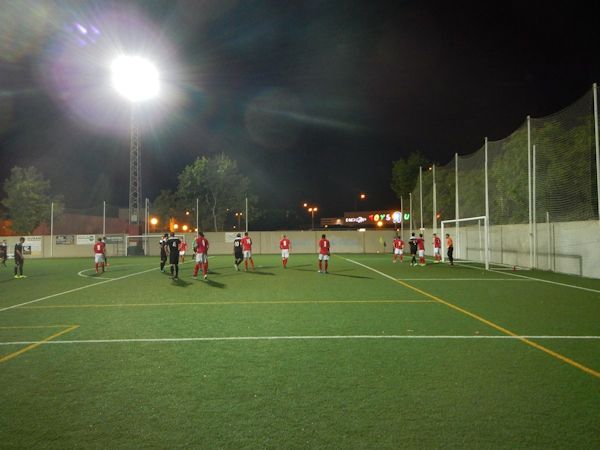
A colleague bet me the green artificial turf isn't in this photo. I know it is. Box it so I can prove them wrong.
[1,254,599,449]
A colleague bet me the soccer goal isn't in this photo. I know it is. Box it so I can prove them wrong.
[441,216,489,270]
[125,234,185,256]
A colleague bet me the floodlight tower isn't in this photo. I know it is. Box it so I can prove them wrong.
[111,55,159,228]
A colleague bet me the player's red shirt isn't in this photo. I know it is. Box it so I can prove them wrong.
[280,238,290,250]
[319,238,330,255]
[417,238,425,251]
[393,238,404,249]
[179,241,188,252]
[194,237,209,253]
[93,242,105,254]
[433,237,441,248]
[241,236,252,251]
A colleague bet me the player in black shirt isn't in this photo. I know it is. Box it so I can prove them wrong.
[166,232,181,280]
[0,240,7,266]
[159,233,168,272]
[14,237,25,279]
[409,233,418,267]
[233,233,243,271]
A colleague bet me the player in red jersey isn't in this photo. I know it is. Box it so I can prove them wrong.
[179,240,188,263]
[417,233,426,266]
[318,234,330,273]
[241,232,255,271]
[433,233,442,263]
[192,232,209,280]
[93,237,106,273]
[279,234,291,268]
[392,234,404,263]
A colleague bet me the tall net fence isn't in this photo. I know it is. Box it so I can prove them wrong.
[531,92,595,222]
[408,86,599,273]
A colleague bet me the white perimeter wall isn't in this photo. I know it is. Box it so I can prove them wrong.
[2,220,599,278]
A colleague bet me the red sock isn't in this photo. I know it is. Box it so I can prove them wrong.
[95,263,98,272]
[325,261,328,271]
[245,260,248,269]
[319,261,322,271]
[202,263,207,276]
[194,264,200,276]
[251,259,255,269]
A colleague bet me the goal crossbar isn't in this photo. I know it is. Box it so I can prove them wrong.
[441,216,489,270]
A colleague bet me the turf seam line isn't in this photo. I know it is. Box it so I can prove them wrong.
[1,335,599,346]
[0,325,79,364]
[0,267,159,313]
[342,257,600,379]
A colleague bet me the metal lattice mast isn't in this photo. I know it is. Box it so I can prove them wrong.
[129,107,141,224]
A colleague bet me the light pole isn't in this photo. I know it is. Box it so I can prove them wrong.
[111,55,159,229]
[235,212,243,230]
[308,207,318,230]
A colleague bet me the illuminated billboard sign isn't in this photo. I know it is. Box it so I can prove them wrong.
[344,211,408,225]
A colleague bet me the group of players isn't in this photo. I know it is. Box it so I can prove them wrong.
[157,231,332,280]
[391,232,455,266]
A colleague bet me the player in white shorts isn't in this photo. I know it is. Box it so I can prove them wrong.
[279,234,291,268]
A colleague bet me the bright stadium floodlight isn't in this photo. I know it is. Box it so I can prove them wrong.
[111,55,159,102]
[110,55,160,230]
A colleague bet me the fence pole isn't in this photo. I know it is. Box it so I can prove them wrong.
[409,192,413,235]
[527,115,533,268]
[546,211,551,270]
[103,201,106,236]
[400,196,404,242]
[50,202,54,258]
[419,166,423,231]
[432,164,437,234]
[484,137,490,267]
[196,198,199,232]
[593,83,600,228]
[455,153,460,259]
[533,144,537,268]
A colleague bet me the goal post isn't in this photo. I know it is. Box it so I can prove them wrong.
[125,234,185,256]
[441,216,489,270]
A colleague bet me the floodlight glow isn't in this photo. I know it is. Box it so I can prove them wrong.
[111,55,159,102]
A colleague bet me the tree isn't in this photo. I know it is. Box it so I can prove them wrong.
[177,154,250,231]
[151,189,182,230]
[2,166,63,234]
[390,151,429,200]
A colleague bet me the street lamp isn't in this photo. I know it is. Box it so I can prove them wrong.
[150,217,158,232]
[355,193,367,211]
[307,207,318,230]
[111,55,160,229]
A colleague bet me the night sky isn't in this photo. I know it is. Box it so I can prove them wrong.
[1,0,599,217]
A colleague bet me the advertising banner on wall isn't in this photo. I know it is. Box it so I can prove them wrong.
[24,236,43,256]
[76,235,96,245]
[56,235,75,245]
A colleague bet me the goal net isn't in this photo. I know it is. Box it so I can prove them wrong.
[441,216,489,270]
[125,234,186,256]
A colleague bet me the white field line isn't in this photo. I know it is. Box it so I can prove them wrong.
[450,261,600,294]
[0,267,159,313]
[395,278,532,281]
[487,268,600,294]
[0,335,599,346]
